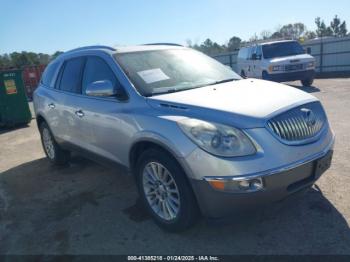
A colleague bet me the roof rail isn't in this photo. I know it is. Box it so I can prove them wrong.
[65,45,117,53]
[143,43,183,47]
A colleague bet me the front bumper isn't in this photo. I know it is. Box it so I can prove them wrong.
[190,149,333,218]
[264,69,315,82]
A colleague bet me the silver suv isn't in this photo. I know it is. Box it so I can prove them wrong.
[34,44,334,231]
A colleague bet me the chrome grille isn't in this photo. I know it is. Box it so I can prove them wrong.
[285,64,303,71]
[267,102,327,143]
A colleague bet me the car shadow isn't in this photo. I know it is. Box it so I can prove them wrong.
[0,156,349,254]
[287,84,321,93]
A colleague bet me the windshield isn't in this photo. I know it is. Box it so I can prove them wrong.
[262,41,305,59]
[114,49,241,96]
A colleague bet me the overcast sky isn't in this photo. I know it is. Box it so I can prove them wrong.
[1,0,349,54]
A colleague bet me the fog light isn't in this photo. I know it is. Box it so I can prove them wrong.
[250,179,264,190]
[238,180,250,189]
[206,177,264,193]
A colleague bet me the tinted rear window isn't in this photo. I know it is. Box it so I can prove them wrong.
[41,61,60,88]
[59,57,84,93]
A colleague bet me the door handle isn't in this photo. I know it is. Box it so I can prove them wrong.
[75,110,84,118]
[48,103,55,109]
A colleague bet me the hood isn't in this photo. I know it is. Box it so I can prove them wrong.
[269,53,315,63]
[146,79,317,128]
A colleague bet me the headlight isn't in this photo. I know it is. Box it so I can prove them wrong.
[177,118,256,157]
[269,65,284,72]
[307,61,315,68]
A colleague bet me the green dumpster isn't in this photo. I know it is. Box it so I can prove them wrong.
[0,70,32,126]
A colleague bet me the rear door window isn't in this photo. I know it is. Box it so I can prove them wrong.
[59,57,85,93]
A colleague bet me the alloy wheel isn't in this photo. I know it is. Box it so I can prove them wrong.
[142,162,180,221]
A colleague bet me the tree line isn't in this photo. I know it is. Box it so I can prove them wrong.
[188,15,348,55]
[0,15,348,68]
[0,51,63,69]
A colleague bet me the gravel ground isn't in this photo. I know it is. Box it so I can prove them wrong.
[0,78,349,255]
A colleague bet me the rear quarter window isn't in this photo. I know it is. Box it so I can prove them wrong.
[40,61,60,88]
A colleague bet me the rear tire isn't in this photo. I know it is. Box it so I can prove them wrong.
[135,148,199,232]
[39,122,70,166]
[301,78,314,87]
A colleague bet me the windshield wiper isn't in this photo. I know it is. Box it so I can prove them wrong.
[150,87,190,96]
[206,78,238,86]
[147,78,238,97]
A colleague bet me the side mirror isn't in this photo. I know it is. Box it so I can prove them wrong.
[86,80,115,97]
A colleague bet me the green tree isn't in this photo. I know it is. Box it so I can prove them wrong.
[10,52,28,67]
[278,23,306,39]
[38,53,50,64]
[226,36,241,51]
[260,30,272,40]
[197,38,224,55]
[330,15,347,37]
[315,17,333,37]
[270,31,283,39]
[0,54,12,68]
[304,30,317,40]
[51,51,64,60]
[0,51,62,69]
[26,52,40,65]
[248,33,259,43]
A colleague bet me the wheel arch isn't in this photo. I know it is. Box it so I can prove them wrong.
[36,113,48,128]
[129,139,183,174]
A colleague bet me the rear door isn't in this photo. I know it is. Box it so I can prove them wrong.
[55,56,86,147]
[36,61,67,139]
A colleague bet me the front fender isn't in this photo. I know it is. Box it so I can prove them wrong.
[130,129,197,160]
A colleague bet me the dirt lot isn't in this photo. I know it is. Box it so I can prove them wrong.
[0,78,350,255]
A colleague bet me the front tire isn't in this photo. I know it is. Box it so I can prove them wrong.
[262,71,269,80]
[39,122,70,165]
[135,148,199,232]
[301,78,314,87]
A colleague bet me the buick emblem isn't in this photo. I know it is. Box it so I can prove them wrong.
[301,108,316,127]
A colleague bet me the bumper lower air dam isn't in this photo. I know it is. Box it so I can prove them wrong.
[264,70,316,82]
[190,150,333,219]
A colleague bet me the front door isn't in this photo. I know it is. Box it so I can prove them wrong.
[72,55,131,164]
